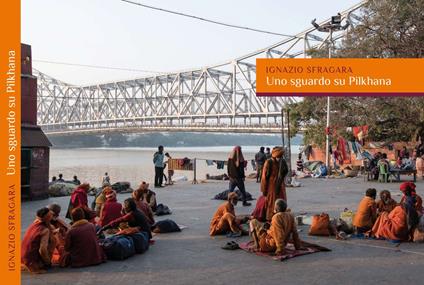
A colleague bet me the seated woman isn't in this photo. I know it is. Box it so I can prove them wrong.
[353,188,377,233]
[48,204,70,266]
[21,207,57,274]
[399,182,423,215]
[209,192,241,237]
[376,190,397,215]
[64,208,106,268]
[137,181,157,212]
[98,190,122,227]
[101,198,152,239]
[132,189,155,226]
[250,199,301,255]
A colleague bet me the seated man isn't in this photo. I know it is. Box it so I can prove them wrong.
[64,208,105,268]
[21,207,57,274]
[101,198,152,239]
[95,186,113,217]
[250,199,301,255]
[376,190,397,215]
[353,188,377,233]
[48,203,70,266]
[66,183,95,222]
[98,190,122,227]
[372,195,419,242]
[210,192,241,236]
[132,189,155,226]
[137,181,158,212]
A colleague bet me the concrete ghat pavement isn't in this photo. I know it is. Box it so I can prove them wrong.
[21,177,424,285]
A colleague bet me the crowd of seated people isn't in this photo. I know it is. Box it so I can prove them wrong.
[353,182,423,242]
[22,180,158,274]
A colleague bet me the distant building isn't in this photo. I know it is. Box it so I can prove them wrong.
[21,43,51,200]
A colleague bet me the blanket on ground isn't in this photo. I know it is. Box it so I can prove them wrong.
[239,240,330,261]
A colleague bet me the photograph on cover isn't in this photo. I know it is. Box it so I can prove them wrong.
[13,0,424,284]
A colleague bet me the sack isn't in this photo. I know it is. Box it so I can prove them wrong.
[128,232,150,254]
[309,213,330,236]
[155,204,172,216]
[100,235,135,260]
[340,210,355,228]
[152,219,181,233]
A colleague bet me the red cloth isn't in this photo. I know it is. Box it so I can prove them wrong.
[21,221,49,272]
[251,195,267,222]
[71,187,88,208]
[98,199,122,227]
[64,221,105,268]
[353,126,368,139]
[400,182,416,195]
[337,137,348,161]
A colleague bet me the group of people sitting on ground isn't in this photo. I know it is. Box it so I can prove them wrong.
[51,174,81,185]
[353,182,423,242]
[21,180,159,274]
[211,146,299,255]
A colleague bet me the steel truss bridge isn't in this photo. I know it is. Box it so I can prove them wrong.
[36,1,366,135]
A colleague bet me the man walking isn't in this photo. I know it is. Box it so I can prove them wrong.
[255,147,267,183]
[153,145,165,188]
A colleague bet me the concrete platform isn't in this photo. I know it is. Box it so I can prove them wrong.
[21,177,424,285]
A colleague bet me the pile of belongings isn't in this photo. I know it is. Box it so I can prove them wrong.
[213,189,254,201]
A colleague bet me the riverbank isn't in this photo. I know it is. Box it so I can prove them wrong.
[48,146,301,187]
[22,178,424,285]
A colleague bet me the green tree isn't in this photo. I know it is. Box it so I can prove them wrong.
[292,0,424,146]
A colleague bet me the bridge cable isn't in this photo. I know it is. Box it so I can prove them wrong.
[120,0,310,39]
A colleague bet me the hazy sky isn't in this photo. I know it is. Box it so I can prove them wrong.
[22,0,360,85]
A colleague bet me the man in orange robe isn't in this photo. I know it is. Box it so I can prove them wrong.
[372,205,409,241]
[250,199,301,254]
[353,188,377,233]
[210,192,241,236]
[376,190,397,215]
[261,147,288,221]
[372,183,420,241]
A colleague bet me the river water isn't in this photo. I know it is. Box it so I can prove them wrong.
[50,145,301,188]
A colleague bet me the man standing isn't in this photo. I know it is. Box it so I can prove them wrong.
[228,146,251,207]
[261,147,288,221]
[153,145,165,188]
[255,147,267,183]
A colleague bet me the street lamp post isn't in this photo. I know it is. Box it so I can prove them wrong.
[311,13,349,171]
